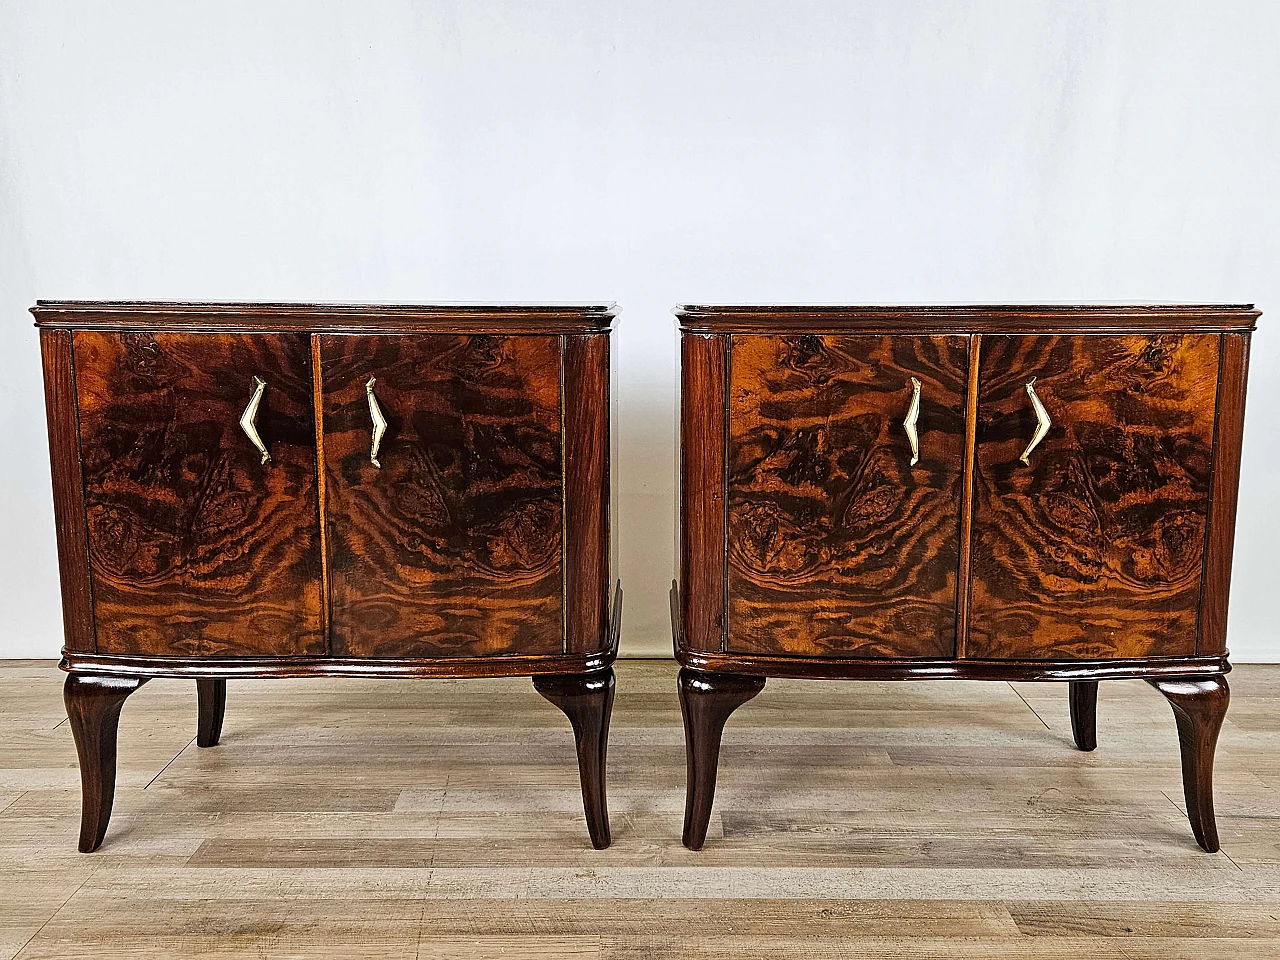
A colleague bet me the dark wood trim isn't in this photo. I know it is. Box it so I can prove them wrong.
[40,329,96,655]
[678,648,1230,682]
[1199,332,1250,656]
[533,667,615,849]
[310,334,331,655]
[678,667,766,850]
[563,335,610,654]
[676,304,1258,335]
[62,649,617,680]
[195,678,227,748]
[33,301,617,334]
[64,673,149,852]
[954,334,981,658]
[721,336,732,653]
[1148,675,1230,852]
[679,333,728,654]
[1069,680,1098,751]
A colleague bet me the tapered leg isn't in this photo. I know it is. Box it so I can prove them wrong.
[196,679,226,748]
[678,668,766,851]
[1069,680,1098,751]
[63,673,149,853]
[533,668,615,849]
[1148,676,1230,853]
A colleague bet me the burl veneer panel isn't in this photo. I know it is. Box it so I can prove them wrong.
[968,334,1220,660]
[320,334,564,658]
[73,331,324,657]
[726,334,968,658]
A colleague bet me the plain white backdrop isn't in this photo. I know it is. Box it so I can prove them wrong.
[1,1,1277,659]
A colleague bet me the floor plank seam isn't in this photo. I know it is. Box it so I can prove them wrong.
[144,737,195,790]
[1008,683,1051,731]
[10,864,100,960]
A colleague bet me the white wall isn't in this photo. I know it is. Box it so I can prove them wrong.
[2,0,1277,660]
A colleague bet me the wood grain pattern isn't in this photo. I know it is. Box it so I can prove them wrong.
[562,334,610,654]
[39,329,96,654]
[73,332,324,658]
[320,334,563,658]
[725,334,968,658]
[679,333,728,654]
[968,334,1220,660]
[1199,333,1251,655]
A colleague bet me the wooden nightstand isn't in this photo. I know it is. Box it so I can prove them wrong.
[37,301,620,851]
[674,304,1254,852]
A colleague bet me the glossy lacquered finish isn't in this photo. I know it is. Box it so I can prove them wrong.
[675,304,1256,853]
[37,301,619,851]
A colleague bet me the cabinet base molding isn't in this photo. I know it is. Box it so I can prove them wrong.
[61,650,616,680]
[678,649,1230,683]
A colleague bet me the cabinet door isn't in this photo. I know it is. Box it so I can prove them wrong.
[74,331,324,657]
[320,334,563,658]
[727,335,969,658]
[968,334,1219,660]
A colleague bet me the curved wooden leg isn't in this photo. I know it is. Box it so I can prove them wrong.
[679,668,765,851]
[533,668,615,850]
[1148,676,1230,853]
[196,679,226,748]
[1069,680,1098,751]
[63,673,149,853]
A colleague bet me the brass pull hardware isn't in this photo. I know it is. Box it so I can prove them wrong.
[903,376,922,466]
[1020,377,1051,465]
[238,376,270,465]
[366,377,387,468]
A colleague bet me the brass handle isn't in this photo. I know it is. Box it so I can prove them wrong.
[366,377,387,468]
[238,376,270,465]
[1020,377,1051,465]
[903,376,922,466]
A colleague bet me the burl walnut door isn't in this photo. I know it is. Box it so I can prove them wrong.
[73,331,324,657]
[968,334,1220,659]
[726,334,968,657]
[319,334,564,658]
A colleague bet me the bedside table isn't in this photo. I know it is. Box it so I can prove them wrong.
[674,304,1253,852]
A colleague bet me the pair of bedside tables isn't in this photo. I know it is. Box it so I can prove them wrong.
[36,301,1254,854]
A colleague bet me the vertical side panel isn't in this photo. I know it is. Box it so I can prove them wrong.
[40,329,96,654]
[954,334,981,658]
[311,334,331,655]
[680,333,727,654]
[1199,332,1250,656]
[563,334,610,654]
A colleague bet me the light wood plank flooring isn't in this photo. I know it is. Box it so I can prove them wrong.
[1,659,1277,958]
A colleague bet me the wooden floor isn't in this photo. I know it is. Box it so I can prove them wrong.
[1,659,1278,958]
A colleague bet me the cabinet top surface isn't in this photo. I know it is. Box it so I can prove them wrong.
[33,300,617,333]
[676,303,1259,333]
